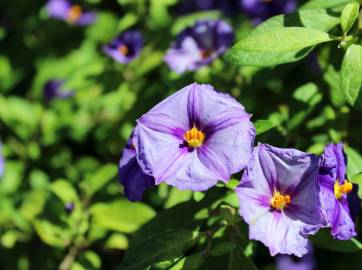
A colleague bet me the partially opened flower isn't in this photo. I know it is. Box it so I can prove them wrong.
[236,144,322,257]
[43,80,74,101]
[119,133,155,202]
[276,243,315,270]
[46,0,96,25]
[164,20,234,74]
[133,83,255,191]
[103,31,143,64]
[318,143,361,240]
[240,0,297,24]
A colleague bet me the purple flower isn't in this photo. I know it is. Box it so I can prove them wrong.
[133,83,255,191]
[46,0,96,25]
[103,31,143,64]
[43,80,74,101]
[318,143,361,240]
[65,202,75,213]
[276,244,315,270]
[119,133,155,202]
[240,0,297,24]
[164,20,234,74]
[236,144,322,257]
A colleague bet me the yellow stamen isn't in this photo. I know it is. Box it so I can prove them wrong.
[270,191,291,210]
[334,180,353,200]
[184,126,205,148]
[67,5,82,23]
[118,45,129,56]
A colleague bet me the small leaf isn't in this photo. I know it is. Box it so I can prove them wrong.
[254,120,275,135]
[350,172,362,184]
[210,242,236,257]
[340,44,362,109]
[228,247,258,270]
[169,253,205,270]
[345,146,362,179]
[227,27,332,67]
[341,3,360,33]
[50,179,78,204]
[119,230,199,270]
[310,229,362,252]
[90,199,155,233]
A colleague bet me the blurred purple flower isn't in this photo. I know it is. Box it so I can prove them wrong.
[236,143,322,257]
[43,80,74,101]
[119,133,155,202]
[240,0,297,24]
[46,0,96,25]
[103,31,143,64]
[0,144,4,177]
[318,143,361,240]
[65,202,75,213]
[276,244,315,270]
[133,83,255,191]
[165,20,234,74]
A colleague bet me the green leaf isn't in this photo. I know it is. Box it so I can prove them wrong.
[119,230,199,270]
[210,242,237,257]
[345,146,362,179]
[301,0,358,10]
[253,9,340,34]
[104,233,128,250]
[90,199,156,233]
[310,229,362,252]
[169,253,205,270]
[350,172,362,184]
[340,44,362,109]
[254,120,275,135]
[80,164,118,196]
[226,27,332,67]
[228,247,258,270]
[50,179,78,204]
[33,219,71,248]
[341,3,360,33]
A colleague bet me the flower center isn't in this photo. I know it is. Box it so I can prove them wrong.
[334,180,352,200]
[200,49,212,59]
[270,191,291,210]
[118,45,129,56]
[67,5,82,23]
[184,126,205,148]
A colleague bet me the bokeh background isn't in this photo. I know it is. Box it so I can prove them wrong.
[1,0,362,269]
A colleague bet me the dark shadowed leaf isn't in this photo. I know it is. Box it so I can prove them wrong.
[310,229,362,252]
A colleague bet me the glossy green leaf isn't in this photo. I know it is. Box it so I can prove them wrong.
[228,247,258,270]
[90,199,156,233]
[341,3,360,33]
[227,27,332,67]
[254,120,275,135]
[169,253,205,270]
[340,44,362,109]
[119,230,199,270]
[310,229,362,252]
[345,146,362,179]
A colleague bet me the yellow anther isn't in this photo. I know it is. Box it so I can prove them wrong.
[184,126,205,148]
[334,180,353,200]
[67,5,82,23]
[118,45,129,56]
[270,191,291,210]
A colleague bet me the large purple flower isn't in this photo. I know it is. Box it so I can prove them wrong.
[276,243,315,270]
[164,20,234,74]
[236,144,322,257]
[119,133,155,202]
[46,0,96,25]
[240,0,297,24]
[43,80,74,101]
[133,83,255,191]
[318,143,361,240]
[103,31,143,64]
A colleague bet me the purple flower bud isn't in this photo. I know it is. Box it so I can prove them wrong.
[46,0,96,25]
[236,143,322,257]
[318,143,361,240]
[133,83,255,191]
[165,20,234,74]
[103,31,143,64]
[240,0,297,24]
[65,202,75,213]
[43,80,74,101]
[119,132,155,202]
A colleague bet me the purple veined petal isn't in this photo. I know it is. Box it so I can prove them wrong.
[187,83,201,127]
[46,0,71,20]
[330,198,357,240]
[319,184,338,228]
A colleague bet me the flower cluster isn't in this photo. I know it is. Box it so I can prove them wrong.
[119,83,360,257]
